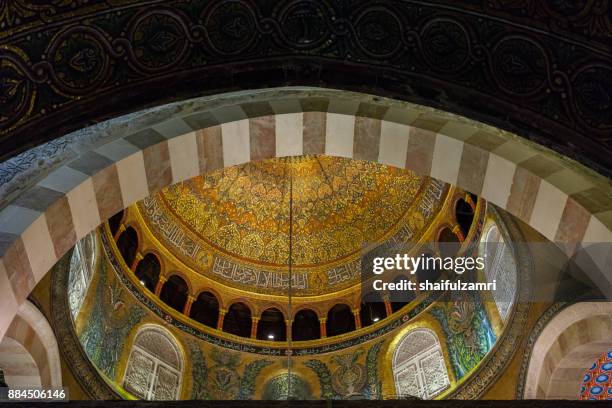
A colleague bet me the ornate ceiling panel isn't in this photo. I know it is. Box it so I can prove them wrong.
[137,156,449,296]
[156,156,425,267]
[0,1,611,176]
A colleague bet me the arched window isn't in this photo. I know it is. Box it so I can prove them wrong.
[455,198,474,237]
[360,291,387,327]
[108,210,124,236]
[189,292,219,329]
[415,252,442,285]
[68,231,98,319]
[389,274,416,312]
[292,309,320,341]
[326,304,355,337]
[257,308,286,341]
[159,275,188,313]
[393,328,450,399]
[123,326,182,400]
[223,303,251,338]
[438,228,460,258]
[134,254,160,293]
[117,227,138,267]
[482,223,517,321]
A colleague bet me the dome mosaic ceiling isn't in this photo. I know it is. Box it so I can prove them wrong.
[137,156,449,295]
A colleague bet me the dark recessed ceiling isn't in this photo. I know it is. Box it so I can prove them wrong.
[1,1,611,176]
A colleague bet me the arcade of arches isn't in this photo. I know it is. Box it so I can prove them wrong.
[0,89,611,401]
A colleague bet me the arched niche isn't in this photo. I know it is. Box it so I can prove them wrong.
[392,328,450,399]
[223,302,252,338]
[523,302,612,399]
[292,309,320,341]
[123,325,183,400]
[437,227,461,258]
[360,291,387,327]
[117,227,139,268]
[134,253,161,293]
[481,222,517,322]
[159,275,188,313]
[68,231,98,319]
[0,301,62,388]
[257,308,286,342]
[327,304,355,337]
[189,291,219,329]
[108,210,125,237]
[455,198,474,237]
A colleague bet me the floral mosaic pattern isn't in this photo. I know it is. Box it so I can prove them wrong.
[430,291,496,379]
[580,350,612,400]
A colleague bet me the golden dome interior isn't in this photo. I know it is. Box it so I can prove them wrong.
[148,156,426,267]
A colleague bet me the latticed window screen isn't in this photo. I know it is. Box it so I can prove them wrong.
[482,223,517,321]
[392,329,450,399]
[68,231,97,319]
[123,326,182,400]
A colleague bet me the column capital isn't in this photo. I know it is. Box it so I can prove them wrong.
[319,317,327,323]
[251,316,260,322]
[218,308,227,315]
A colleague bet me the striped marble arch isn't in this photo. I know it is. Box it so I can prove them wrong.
[0,88,611,340]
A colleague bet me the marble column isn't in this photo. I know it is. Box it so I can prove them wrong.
[130,252,143,272]
[217,309,226,331]
[154,276,167,296]
[353,309,362,329]
[319,317,327,338]
[183,295,195,316]
[250,317,259,339]
[113,223,126,241]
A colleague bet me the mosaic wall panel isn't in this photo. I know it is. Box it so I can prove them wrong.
[430,291,496,380]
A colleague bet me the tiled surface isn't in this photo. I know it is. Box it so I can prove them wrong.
[168,133,199,183]
[481,154,516,209]
[221,120,250,167]
[580,350,612,400]
[378,121,410,169]
[1,93,611,342]
[116,152,150,208]
[275,113,303,157]
[530,180,568,242]
[431,134,463,186]
[325,113,354,158]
